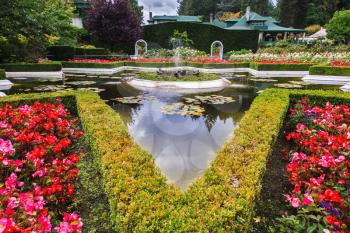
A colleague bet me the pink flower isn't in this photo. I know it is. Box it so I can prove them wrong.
[0,139,15,155]
[303,193,314,205]
[7,197,19,209]
[318,155,336,168]
[37,215,52,232]
[335,155,345,163]
[285,195,301,208]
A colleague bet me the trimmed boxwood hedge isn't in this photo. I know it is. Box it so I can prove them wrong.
[0,69,5,80]
[0,62,62,72]
[309,65,350,76]
[3,90,350,232]
[187,62,250,69]
[47,46,75,61]
[124,61,179,68]
[250,62,315,71]
[75,48,108,56]
[144,22,260,53]
[62,61,124,69]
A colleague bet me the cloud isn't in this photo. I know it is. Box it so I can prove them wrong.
[139,0,179,22]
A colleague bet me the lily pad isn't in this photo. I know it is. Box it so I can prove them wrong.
[66,81,96,86]
[33,85,66,92]
[185,95,235,105]
[288,81,311,86]
[250,78,278,82]
[113,95,158,104]
[77,87,105,93]
[160,103,205,116]
[274,83,303,89]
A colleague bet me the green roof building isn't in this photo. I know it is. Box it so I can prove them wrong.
[148,15,202,24]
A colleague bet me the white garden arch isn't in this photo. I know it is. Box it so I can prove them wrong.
[210,41,224,60]
[135,39,148,58]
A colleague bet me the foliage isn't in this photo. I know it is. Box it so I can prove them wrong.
[0,62,62,72]
[0,99,84,232]
[169,30,193,48]
[219,11,241,20]
[75,48,108,56]
[309,65,350,76]
[85,0,143,47]
[226,49,253,56]
[250,62,315,71]
[62,61,123,69]
[0,0,76,62]
[144,22,259,53]
[48,46,75,61]
[137,72,220,82]
[326,10,350,44]
[275,98,350,232]
[0,69,5,80]
[305,24,322,36]
[145,47,206,59]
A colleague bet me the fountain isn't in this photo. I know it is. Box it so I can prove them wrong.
[210,41,224,60]
[134,39,148,58]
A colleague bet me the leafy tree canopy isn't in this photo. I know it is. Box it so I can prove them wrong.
[85,0,143,47]
[326,10,350,44]
[0,0,76,62]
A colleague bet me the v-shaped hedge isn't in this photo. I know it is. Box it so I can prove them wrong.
[4,89,349,232]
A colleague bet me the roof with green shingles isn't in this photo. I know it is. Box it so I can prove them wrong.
[149,15,202,23]
[226,12,305,32]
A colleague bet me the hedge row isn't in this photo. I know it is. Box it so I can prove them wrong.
[3,90,349,232]
[47,46,109,61]
[62,61,124,69]
[0,91,113,232]
[144,22,260,53]
[309,65,350,76]
[73,88,290,232]
[0,69,5,80]
[250,62,315,71]
[187,62,250,69]
[0,62,62,72]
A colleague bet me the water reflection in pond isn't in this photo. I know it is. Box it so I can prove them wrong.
[4,72,341,190]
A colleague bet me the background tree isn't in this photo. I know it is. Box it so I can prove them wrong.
[0,0,76,62]
[326,10,350,44]
[85,0,143,48]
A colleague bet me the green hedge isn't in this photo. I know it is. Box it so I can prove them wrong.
[187,62,250,69]
[4,90,349,232]
[144,22,260,53]
[0,69,5,80]
[62,61,124,69]
[250,62,315,71]
[124,61,178,68]
[75,48,108,56]
[309,65,350,76]
[0,62,62,72]
[48,46,75,61]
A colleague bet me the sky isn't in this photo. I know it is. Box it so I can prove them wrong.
[138,0,278,23]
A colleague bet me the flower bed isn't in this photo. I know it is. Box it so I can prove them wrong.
[0,99,83,232]
[331,61,350,67]
[277,98,350,232]
[69,59,118,64]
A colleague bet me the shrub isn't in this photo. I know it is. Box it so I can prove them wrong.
[187,62,250,68]
[75,48,108,56]
[62,61,123,68]
[144,22,259,53]
[0,62,62,72]
[0,69,5,79]
[250,62,314,71]
[305,24,321,36]
[47,46,75,61]
[309,64,350,76]
[137,72,220,81]
[326,10,350,44]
